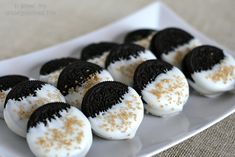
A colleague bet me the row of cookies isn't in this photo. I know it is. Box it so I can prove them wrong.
[0,27,234,157]
[0,61,145,157]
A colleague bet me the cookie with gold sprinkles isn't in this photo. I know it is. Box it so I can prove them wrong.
[124,29,157,49]
[105,43,156,86]
[81,42,118,67]
[81,81,144,140]
[133,60,189,117]
[182,45,235,97]
[39,57,78,86]
[0,75,29,119]
[57,61,113,109]
[26,102,92,157]
[150,27,201,67]
[4,80,66,137]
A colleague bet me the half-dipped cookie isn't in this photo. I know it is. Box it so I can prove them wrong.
[105,43,156,86]
[124,29,157,49]
[134,60,189,117]
[57,61,113,109]
[0,75,29,119]
[81,81,144,140]
[182,45,235,97]
[4,80,66,137]
[150,27,201,67]
[27,102,92,157]
[40,57,78,86]
[81,42,118,67]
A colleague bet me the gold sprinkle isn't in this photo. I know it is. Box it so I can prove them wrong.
[149,76,187,106]
[16,105,37,120]
[207,65,234,83]
[173,46,192,66]
[16,91,64,120]
[99,104,140,132]
[47,69,63,84]
[76,132,84,144]
[36,116,84,150]
[117,60,144,79]
[64,116,84,134]
[174,52,184,65]
[0,91,7,101]
[68,74,101,96]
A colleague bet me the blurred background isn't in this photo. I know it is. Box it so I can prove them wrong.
[0,0,234,60]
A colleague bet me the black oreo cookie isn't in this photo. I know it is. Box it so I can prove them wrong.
[182,45,225,81]
[57,61,103,95]
[105,43,145,68]
[81,81,129,118]
[0,75,28,91]
[27,102,70,132]
[150,27,193,58]
[40,57,78,75]
[133,60,173,94]
[124,29,156,43]
[81,42,118,61]
[4,80,46,107]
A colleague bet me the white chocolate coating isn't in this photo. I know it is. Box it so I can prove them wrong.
[4,84,66,137]
[142,67,189,117]
[189,55,235,97]
[0,89,11,119]
[40,69,63,86]
[88,87,144,140]
[87,51,110,68]
[107,50,156,86]
[27,106,92,157]
[162,39,201,68]
[65,70,113,109]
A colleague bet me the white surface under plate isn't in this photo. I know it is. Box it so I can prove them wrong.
[0,1,235,157]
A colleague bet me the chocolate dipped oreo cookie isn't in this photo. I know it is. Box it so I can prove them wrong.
[105,43,156,85]
[0,75,29,119]
[27,102,92,157]
[150,27,201,67]
[124,29,157,49]
[81,42,118,67]
[182,45,235,97]
[134,60,189,117]
[81,81,144,140]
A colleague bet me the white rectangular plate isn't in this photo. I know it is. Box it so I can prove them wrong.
[0,2,234,157]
